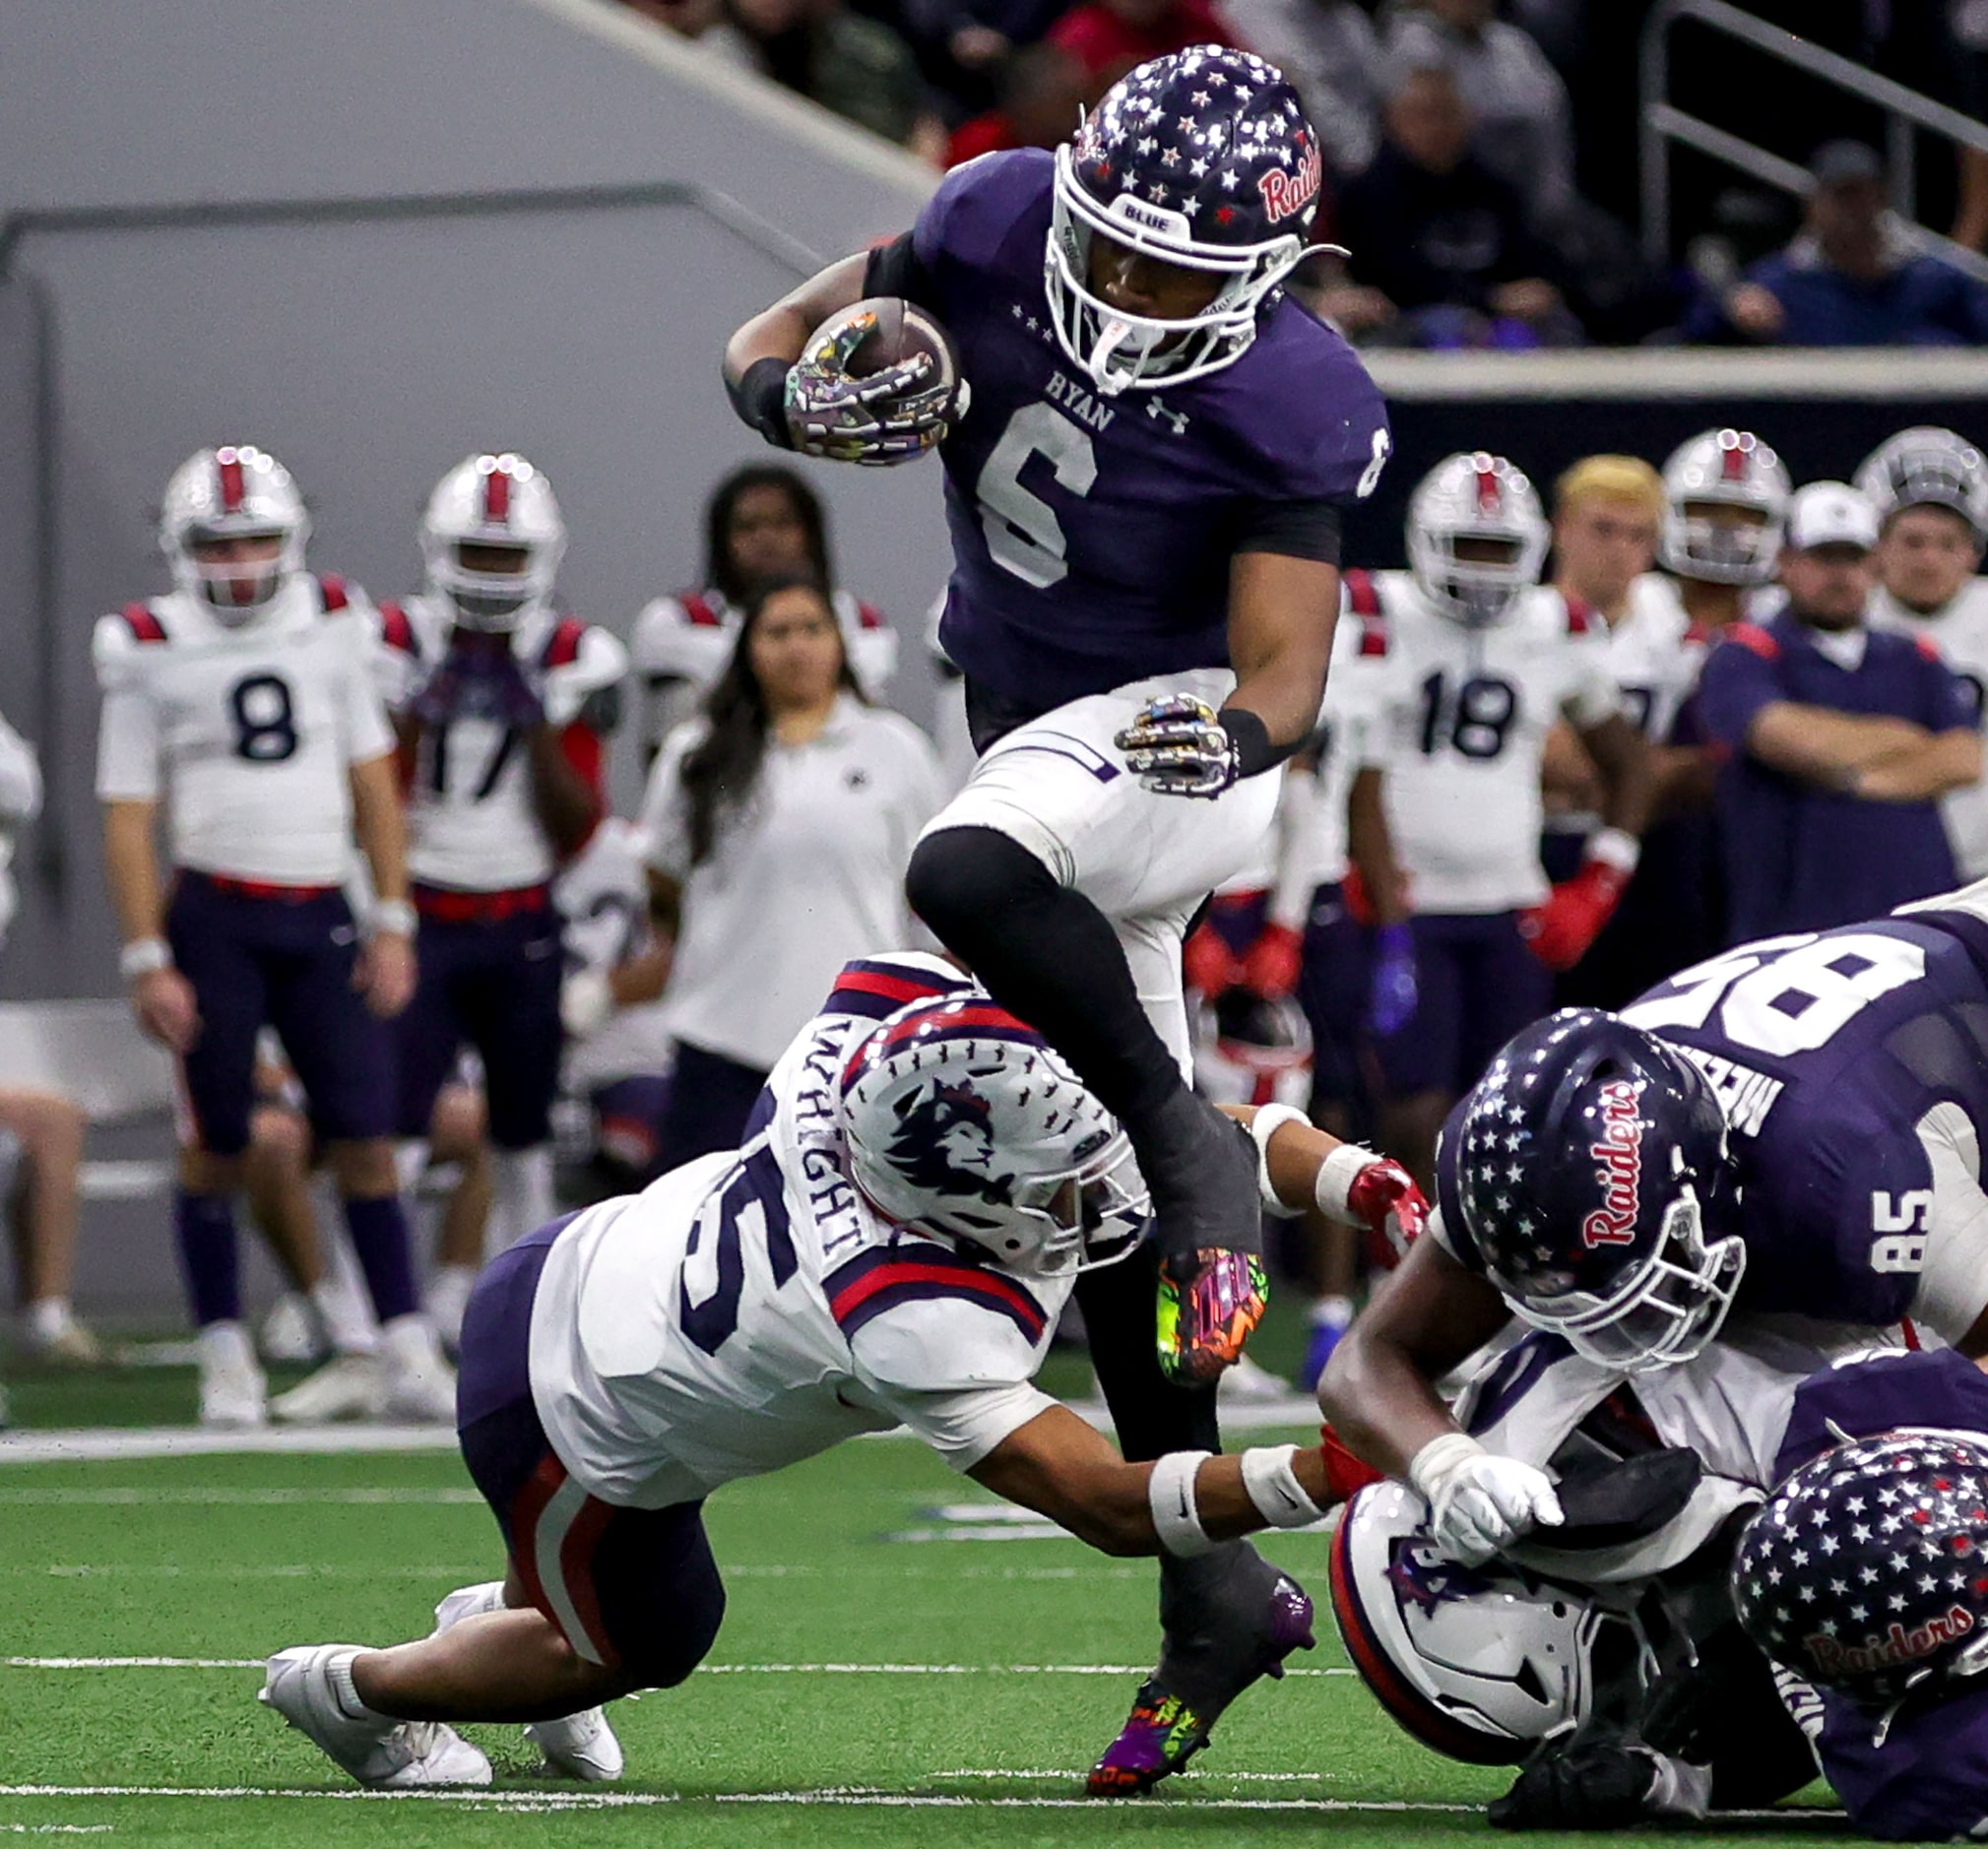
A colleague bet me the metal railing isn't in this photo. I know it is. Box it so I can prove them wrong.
[1640,0,1988,287]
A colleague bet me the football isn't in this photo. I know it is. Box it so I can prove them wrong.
[806,295,967,430]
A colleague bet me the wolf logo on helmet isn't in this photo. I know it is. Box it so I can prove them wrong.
[882,1078,1015,1208]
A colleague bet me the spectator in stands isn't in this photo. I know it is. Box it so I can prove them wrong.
[944,42,1087,166]
[704,0,946,157]
[1381,0,1575,225]
[1321,63,1576,347]
[1046,0,1237,98]
[640,576,944,1168]
[0,711,97,1370]
[1216,0,1383,179]
[1683,142,1988,348]
[1697,481,1982,943]
[631,465,897,760]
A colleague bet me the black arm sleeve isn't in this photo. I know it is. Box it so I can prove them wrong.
[1233,499,1342,565]
[865,231,940,312]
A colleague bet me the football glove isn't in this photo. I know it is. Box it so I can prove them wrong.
[1408,1434,1563,1566]
[1366,921,1418,1038]
[1240,922,1304,999]
[1183,922,1245,1000]
[1344,1153,1426,1270]
[1157,1248,1269,1384]
[1517,829,1637,972]
[1490,1743,1710,1830]
[784,314,957,466]
[1115,695,1242,798]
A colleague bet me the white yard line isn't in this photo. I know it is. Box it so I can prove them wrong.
[0,1488,481,1504]
[6,1657,1352,1678]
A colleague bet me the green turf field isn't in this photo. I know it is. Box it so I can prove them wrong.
[0,1359,1840,1845]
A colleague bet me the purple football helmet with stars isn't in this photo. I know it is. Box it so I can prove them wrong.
[1736,1430,1988,1712]
[1437,1009,1745,1374]
[1048,44,1326,396]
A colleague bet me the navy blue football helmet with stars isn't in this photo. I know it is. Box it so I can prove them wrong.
[1436,1009,1744,1373]
[1736,1430,1988,1711]
[1048,45,1326,395]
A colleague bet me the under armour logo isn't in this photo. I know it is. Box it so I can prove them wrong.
[1145,399,1190,437]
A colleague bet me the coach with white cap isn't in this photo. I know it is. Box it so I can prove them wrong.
[1696,479,1982,941]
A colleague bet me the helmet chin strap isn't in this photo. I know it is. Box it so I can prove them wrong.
[1088,318,1138,396]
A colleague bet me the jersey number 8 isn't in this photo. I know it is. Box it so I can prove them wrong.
[228,673,298,764]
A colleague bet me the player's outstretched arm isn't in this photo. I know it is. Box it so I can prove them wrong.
[968,1404,1335,1557]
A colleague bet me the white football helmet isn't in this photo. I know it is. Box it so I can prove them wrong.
[1406,453,1549,628]
[420,452,566,630]
[160,445,309,623]
[1659,428,1790,585]
[840,995,1150,1278]
[1192,989,1313,1111]
[1328,1481,1653,1765]
[1855,425,1988,540]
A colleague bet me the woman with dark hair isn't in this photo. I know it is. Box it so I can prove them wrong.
[635,576,943,1169]
[630,465,899,758]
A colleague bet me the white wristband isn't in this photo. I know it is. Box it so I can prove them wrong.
[371,898,417,936]
[1148,1450,1215,1558]
[1314,1141,1377,1225]
[1586,826,1640,876]
[1407,1431,1484,1504]
[1248,1103,1309,1218]
[1240,1443,1326,1529]
[118,937,170,982]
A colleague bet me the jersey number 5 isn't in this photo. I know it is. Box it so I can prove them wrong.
[228,673,298,764]
[976,403,1097,589]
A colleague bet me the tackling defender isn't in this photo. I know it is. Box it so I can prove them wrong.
[258,955,1424,1789]
[722,46,1390,1784]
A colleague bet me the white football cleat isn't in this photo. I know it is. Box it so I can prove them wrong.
[431,1580,507,1633]
[261,1644,491,1788]
[198,1321,268,1428]
[527,1706,624,1780]
[1217,1353,1293,1405]
[270,1354,385,1425]
[381,1315,456,1423]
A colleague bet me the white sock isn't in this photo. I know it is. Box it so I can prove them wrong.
[487,1146,555,1259]
[24,1298,75,1344]
[309,1279,379,1358]
[1311,1295,1354,1330]
[326,1649,382,1723]
[426,1265,479,1350]
[198,1319,258,1371]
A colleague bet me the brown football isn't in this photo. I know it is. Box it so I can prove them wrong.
[805,295,966,426]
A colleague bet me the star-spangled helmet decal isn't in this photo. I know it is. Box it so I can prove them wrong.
[1737,1430,1988,1710]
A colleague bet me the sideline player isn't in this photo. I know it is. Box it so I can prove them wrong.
[94,445,446,1427]
[1356,452,1652,1189]
[257,958,1426,1789]
[1318,878,1988,1577]
[1860,425,1988,879]
[373,453,626,1346]
[721,48,1390,1783]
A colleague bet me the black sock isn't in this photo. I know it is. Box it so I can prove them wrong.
[905,826,1183,1128]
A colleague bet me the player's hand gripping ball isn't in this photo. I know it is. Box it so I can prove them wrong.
[786,297,969,466]
[1116,695,1242,798]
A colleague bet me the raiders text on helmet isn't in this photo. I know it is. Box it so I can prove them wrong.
[1855,425,1988,541]
[1659,429,1790,585]
[839,994,1149,1277]
[1407,452,1550,629]
[421,452,567,630]
[1047,45,1322,396]
[1439,1009,1745,1372]
[159,445,309,623]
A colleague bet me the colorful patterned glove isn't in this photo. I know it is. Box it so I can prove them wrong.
[1157,1247,1270,1384]
[784,314,956,466]
[1115,695,1242,798]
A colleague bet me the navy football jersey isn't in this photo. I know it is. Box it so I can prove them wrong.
[1616,906,1988,1327]
[896,150,1391,713]
[1773,1350,1988,1841]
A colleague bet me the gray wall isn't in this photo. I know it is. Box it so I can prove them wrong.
[0,0,948,998]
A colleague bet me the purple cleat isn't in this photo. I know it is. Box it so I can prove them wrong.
[1086,1547,1315,1797]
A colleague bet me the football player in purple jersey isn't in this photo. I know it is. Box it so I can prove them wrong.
[725,46,1390,1786]
[1319,881,1988,1579]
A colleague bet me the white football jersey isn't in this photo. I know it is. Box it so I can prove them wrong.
[631,586,900,751]
[93,575,394,886]
[554,817,673,1091]
[373,596,627,892]
[1608,574,1709,744]
[1362,571,1623,913]
[528,952,1063,1509]
[1869,577,1988,877]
